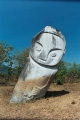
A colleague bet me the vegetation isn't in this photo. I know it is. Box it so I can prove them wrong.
[0,41,29,83]
[56,61,80,84]
[0,41,80,84]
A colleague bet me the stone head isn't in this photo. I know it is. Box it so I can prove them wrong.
[30,26,66,66]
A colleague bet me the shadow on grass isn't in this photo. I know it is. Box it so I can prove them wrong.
[45,90,70,98]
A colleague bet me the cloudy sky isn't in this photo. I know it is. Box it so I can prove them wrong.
[0,0,80,63]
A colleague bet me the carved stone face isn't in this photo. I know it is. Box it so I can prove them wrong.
[30,26,66,66]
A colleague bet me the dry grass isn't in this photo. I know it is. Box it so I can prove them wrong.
[0,83,80,120]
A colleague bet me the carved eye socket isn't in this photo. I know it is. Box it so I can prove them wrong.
[35,43,43,52]
[51,53,56,57]
[35,46,41,51]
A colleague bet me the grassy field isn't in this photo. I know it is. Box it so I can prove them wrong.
[0,83,80,120]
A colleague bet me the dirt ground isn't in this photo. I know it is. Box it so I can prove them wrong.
[0,83,80,120]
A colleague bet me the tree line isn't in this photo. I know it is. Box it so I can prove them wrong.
[0,41,80,84]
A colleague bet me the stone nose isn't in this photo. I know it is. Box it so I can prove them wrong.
[39,50,48,61]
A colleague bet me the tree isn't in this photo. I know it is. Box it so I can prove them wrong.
[66,62,80,82]
[0,41,14,65]
[0,41,14,82]
[56,60,70,84]
[14,48,29,78]
[0,41,14,73]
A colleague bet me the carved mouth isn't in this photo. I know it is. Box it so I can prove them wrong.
[39,58,54,65]
[39,59,47,62]
[39,58,47,62]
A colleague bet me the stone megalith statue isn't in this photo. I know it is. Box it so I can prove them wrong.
[10,26,66,103]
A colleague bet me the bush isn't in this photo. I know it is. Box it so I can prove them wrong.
[57,79,63,85]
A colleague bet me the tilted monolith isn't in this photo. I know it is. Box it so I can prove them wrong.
[10,26,66,103]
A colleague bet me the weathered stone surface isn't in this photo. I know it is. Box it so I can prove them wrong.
[10,26,66,103]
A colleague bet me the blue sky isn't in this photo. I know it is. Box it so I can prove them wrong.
[0,0,80,63]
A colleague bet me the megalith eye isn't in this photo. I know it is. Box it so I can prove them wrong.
[36,46,41,51]
[35,42,43,52]
[51,53,56,57]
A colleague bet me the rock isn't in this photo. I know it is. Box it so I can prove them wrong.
[10,26,66,103]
